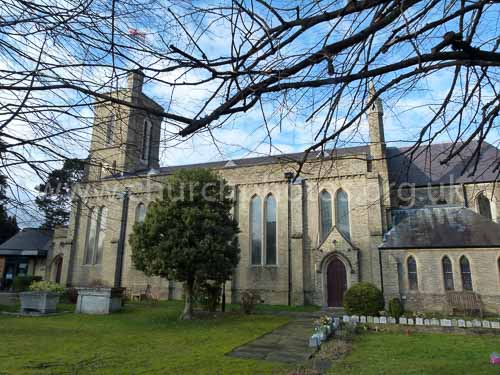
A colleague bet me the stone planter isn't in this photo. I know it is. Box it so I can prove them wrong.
[19,292,60,314]
[76,287,124,314]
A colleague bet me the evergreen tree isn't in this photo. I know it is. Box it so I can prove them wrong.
[35,159,85,230]
[129,168,240,320]
[0,175,19,244]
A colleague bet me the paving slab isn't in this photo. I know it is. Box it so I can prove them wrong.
[227,319,317,365]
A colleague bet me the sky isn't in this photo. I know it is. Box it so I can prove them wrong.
[1,0,499,227]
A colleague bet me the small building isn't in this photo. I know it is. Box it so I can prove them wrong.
[0,227,71,290]
[0,228,50,290]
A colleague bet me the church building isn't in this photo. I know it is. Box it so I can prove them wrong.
[47,71,500,313]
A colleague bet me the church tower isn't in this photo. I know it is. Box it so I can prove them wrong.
[86,70,163,180]
[367,83,386,163]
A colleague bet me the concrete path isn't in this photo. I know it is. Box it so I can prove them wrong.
[227,318,317,364]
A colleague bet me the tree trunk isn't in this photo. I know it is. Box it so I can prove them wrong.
[221,283,226,313]
[180,281,194,320]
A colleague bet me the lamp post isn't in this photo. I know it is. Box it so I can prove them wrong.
[284,171,294,306]
[114,189,129,288]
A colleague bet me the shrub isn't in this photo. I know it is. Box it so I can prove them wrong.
[388,298,404,319]
[240,290,261,314]
[63,287,79,304]
[12,276,42,292]
[29,281,65,293]
[343,282,384,316]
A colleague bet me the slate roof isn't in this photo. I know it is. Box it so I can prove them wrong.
[110,141,499,187]
[386,141,499,186]
[125,145,370,178]
[380,207,500,249]
[0,228,52,257]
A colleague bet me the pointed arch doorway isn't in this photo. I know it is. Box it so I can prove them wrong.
[327,256,347,307]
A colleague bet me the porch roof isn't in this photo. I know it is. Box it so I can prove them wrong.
[0,229,52,257]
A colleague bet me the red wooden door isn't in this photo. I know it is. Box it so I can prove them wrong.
[327,257,347,307]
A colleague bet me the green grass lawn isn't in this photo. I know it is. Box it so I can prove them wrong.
[327,331,500,375]
[0,301,292,375]
[0,301,498,375]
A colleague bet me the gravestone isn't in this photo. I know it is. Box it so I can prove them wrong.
[491,321,500,329]
[407,318,414,325]
[458,320,466,328]
[360,316,366,323]
[472,320,481,328]
[352,315,359,323]
[367,316,374,323]
[431,318,440,326]
[343,315,350,323]
[440,319,452,327]
[380,317,387,324]
[424,319,431,326]
[374,317,380,324]
[399,317,407,325]
[482,321,491,328]
[415,318,424,326]
[466,320,473,328]
[388,317,396,324]
[451,319,458,327]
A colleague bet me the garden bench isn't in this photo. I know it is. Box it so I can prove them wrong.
[129,285,160,303]
[445,291,483,318]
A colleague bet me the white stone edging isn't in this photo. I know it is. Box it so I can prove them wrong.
[341,315,500,330]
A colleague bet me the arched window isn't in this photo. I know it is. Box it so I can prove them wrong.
[477,193,492,219]
[94,207,107,264]
[250,196,262,265]
[319,190,332,242]
[265,195,277,265]
[135,203,146,223]
[335,189,350,239]
[442,256,454,291]
[84,208,98,265]
[142,119,152,161]
[105,114,115,144]
[460,256,473,291]
[407,256,418,290]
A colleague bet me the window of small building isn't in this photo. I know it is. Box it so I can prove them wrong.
[442,256,454,291]
[460,256,473,291]
[407,256,418,291]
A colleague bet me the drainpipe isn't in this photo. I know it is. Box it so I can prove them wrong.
[378,247,384,294]
[284,172,294,306]
[114,189,129,288]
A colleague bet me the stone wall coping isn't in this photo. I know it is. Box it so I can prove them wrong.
[19,291,61,297]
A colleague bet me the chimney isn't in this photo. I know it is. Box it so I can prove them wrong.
[127,69,144,98]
